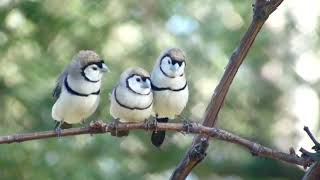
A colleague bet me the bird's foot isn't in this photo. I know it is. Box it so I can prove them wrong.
[182,120,193,134]
[110,118,129,137]
[80,119,86,126]
[55,127,62,137]
[144,118,157,131]
[54,120,64,137]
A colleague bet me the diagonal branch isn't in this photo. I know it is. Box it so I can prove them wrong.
[303,163,320,180]
[171,1,285,179]
[0,121,312,167]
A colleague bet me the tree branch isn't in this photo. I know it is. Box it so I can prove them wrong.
[170,1,285,179]
[0,121,312,168]
[303,163,320,180]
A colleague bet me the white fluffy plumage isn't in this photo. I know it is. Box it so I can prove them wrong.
[151,48,189,119]
[52,50,108,125]
[110,67,153,123]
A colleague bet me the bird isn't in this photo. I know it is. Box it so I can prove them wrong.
[150,48,189,147]
[52,50,109,132]
[109,67,153,136]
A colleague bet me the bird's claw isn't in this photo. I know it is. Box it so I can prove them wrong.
[55,127,62,137]
[110,119,129,137]
[182,120,193,134]
[144,118,157,131]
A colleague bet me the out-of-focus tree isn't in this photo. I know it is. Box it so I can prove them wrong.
[0,0,318,179]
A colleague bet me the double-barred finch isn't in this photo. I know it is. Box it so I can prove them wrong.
[52,50,109,130]
[110,67,153,124]
[150,48,189,147]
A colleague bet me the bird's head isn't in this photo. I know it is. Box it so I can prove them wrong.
[159,48,186,78]
[120,67,151,95]
[74,50,109,82]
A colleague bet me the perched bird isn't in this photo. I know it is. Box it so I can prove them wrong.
[150,48,189,147]
[52,50,109,131]
[110,67,153,136]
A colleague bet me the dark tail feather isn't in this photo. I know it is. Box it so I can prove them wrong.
[54,121,72,129]
[151,117,168,147]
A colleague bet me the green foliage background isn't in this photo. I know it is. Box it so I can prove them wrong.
[0,0,319,179]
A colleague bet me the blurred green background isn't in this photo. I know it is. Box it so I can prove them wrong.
[1,0,320,179]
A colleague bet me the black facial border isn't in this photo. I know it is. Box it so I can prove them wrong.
[126,74,151,95]
[80,60,105,83]
[159,55,185,78]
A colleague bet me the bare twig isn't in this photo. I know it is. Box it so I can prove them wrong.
[171,1,285,179]
[0,121,310,167]
[303,126,320,151]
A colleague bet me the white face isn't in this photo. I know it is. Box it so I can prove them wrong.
[160,56,185,78]
[83,64,104,82]
[127,75,151,95]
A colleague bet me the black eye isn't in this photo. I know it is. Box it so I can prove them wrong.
[167,59,171,64]
[136,78,141,82]
[92,67,98,70]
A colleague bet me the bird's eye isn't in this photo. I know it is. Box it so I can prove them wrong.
[92,67,98,70]
[136,78,141,82]
[167,59,171,64]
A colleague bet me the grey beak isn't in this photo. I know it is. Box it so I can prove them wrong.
[170,64,179,71]
[141,82,150,89]
[100,63,110,73]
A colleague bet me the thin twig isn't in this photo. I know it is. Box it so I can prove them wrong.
[170,1,285,179]
[304,126,320,150]
[0,121,310,167]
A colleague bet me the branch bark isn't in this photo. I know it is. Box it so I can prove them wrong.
[303,163,320,180]
[0,121,311,167]
[170,1,285,179]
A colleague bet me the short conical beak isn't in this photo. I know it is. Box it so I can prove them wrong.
[101,63,110,73]
[170,64,179,72]
[141,82,150,89]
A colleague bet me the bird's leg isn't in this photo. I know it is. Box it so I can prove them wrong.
[110,118,120,136]
[299,126,320,163]
[144,117,157,131]
[182,119,193,134]
[80,119,86,125]
[54,120,63,137]
[178,114,193,134]
[153,116,158,133]
[110,118,129,137]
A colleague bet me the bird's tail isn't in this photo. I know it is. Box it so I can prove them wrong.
[151,117,168,147]
[54,120,72,129]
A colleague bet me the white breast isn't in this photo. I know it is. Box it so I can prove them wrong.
[151,66,189,119]
[153,87,188,119]
[51,76,101,124]
[52,91,100,124]
[109,87,153,122]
